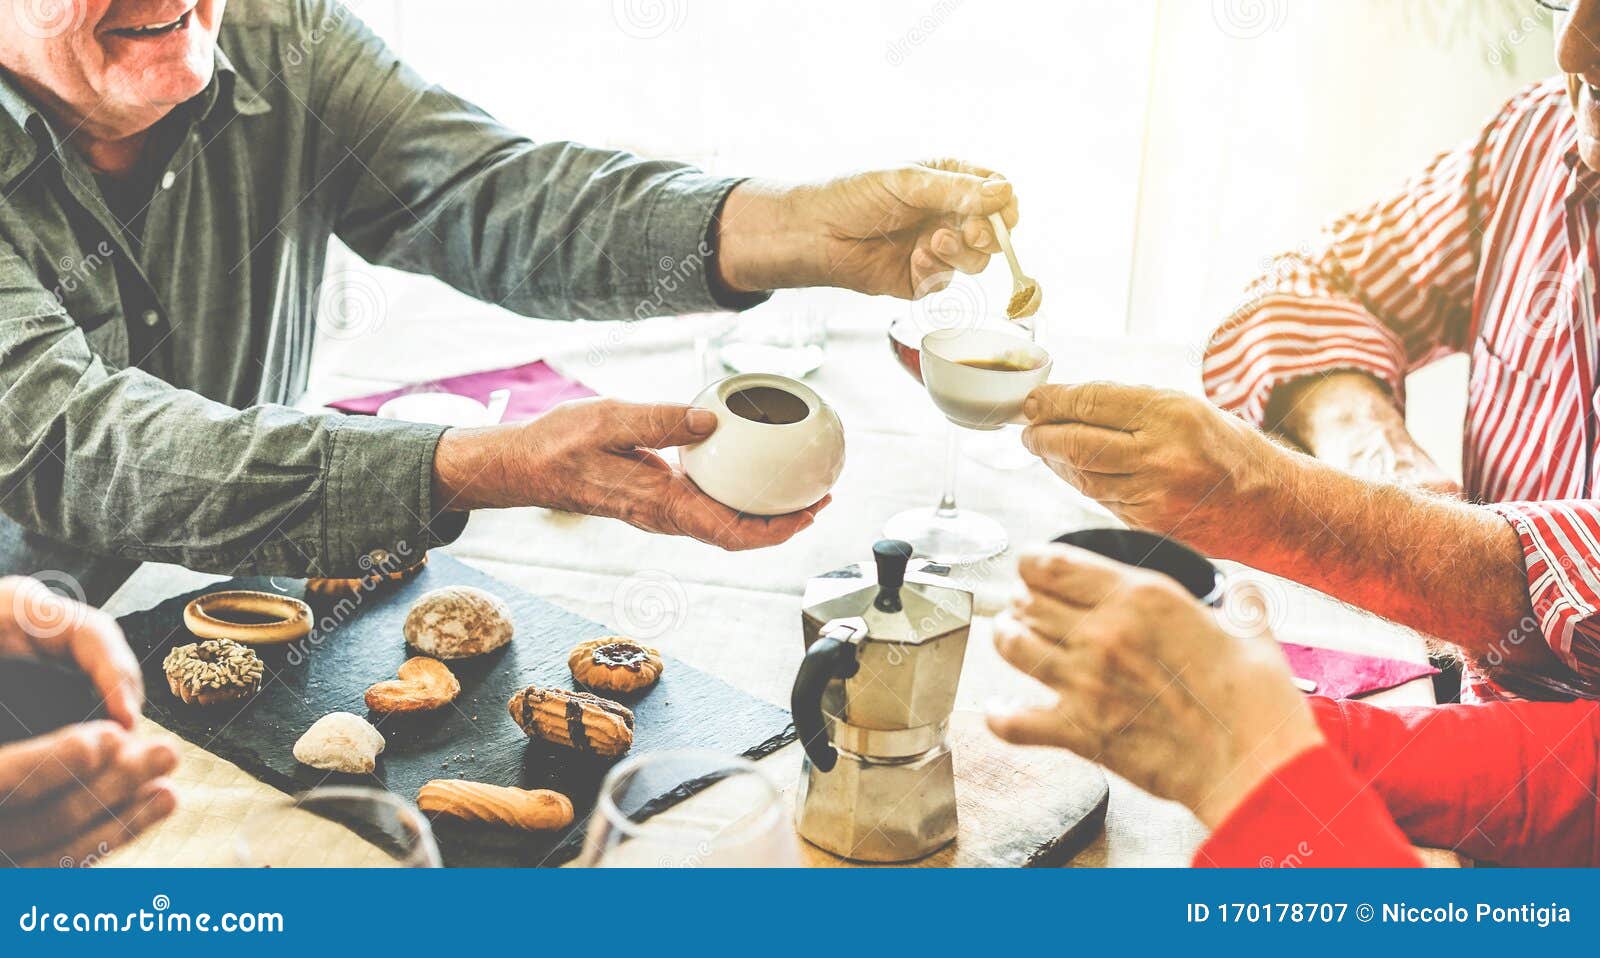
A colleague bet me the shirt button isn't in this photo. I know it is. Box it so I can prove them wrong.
[141,309,159,327]
[367,548,391,567]
[160,170,176,190]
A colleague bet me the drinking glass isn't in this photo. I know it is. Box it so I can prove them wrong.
[710,304,827,379]
[579,750,798,867]
[883,316,1009,564]
[233,785,441,867]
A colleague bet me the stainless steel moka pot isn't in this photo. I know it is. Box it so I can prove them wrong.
[791,540,973,862]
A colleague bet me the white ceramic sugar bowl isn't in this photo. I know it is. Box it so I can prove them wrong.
[680,374,846,517]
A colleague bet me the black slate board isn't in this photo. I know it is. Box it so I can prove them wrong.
[117,554,796,867]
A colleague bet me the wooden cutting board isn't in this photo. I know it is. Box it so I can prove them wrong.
[768,558,1109,866]
[618,714,1107,868]
[116,553,795,867]
[755,714,1108,868]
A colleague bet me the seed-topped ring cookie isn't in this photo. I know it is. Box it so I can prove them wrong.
[567,636,664,693]
[508,686,634,757]
[163,638,264,706]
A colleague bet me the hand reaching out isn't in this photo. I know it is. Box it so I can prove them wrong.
[433,398,829,551]
[0,576,142,728]
[715,159,1020,299]
[986,546,1321,828]
[0,577,177,867]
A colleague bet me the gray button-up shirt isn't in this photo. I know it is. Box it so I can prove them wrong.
[0,0,754,579]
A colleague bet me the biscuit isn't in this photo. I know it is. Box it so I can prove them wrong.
[293,712,386,773]
[404,586,514,659]
[306,556,429,597]
[567,636,664,693]
[417,780,573,831]
[364,656,461,713]
[162,638,264,706]
[508,685,634,757]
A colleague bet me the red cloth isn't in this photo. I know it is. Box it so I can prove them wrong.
[1196,696,1600,867]
[327,360,596,422]
[1194,744,1420,868]
[1279,642,1438,700]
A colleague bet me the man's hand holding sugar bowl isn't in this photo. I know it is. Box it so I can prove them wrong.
[432,399,831,552]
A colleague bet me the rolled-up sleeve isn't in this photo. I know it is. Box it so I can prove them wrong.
[0,239,464,577]
[1487,500,1600,684]
[306,0,765,321]
[1201,85,1542,426]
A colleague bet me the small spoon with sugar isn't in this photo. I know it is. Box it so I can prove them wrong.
[988,212,1042,326]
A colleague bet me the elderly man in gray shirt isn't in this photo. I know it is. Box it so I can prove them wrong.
[0,0,1018,598]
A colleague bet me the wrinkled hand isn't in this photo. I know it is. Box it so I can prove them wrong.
[1272,371,1462,497]
[1022,383,1287,555]
[1317,428,1462,497]
[0,722,179,867]
[433,398,829,551]
[0,577,178,867]
[987,546,1320,827]
[716,159,1019,299]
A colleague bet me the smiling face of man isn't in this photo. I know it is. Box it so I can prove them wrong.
[1557,1,1600,171]
[0,0,226,140]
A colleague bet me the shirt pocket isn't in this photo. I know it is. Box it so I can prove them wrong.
[1465,338,1559,501]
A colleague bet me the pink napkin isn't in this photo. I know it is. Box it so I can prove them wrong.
[1280,642,1439,700]
[326,360,596,422]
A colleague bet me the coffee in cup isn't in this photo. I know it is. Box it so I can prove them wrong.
[919,329,1052,430]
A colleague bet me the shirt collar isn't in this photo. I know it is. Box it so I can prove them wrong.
[0,45,269,187]
[202,46,272,124]
[1561,126,1600,207]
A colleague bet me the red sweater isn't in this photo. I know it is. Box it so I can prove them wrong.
[1194,696,1600,867]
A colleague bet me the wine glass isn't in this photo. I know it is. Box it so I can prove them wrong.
[233,786,441,867]
[579,750,798,867]
[884,316,1010,564]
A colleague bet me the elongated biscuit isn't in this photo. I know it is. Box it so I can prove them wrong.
[508,685,634,757]
[417,780,573,831]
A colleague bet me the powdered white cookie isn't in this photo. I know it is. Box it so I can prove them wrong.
[403,586,514,659]
[293,711,386,773]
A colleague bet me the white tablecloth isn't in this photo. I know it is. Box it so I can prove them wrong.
[101,297,1436,866]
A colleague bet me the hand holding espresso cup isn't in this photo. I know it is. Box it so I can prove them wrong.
[1020,383,1288,554]
[432,398,829,551]
[986,545,1321,828]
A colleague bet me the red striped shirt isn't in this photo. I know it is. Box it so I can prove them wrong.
[1202,79,1600,701]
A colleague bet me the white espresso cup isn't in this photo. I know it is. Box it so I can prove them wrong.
[920,328,1052,430]
[680,374,846,516]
